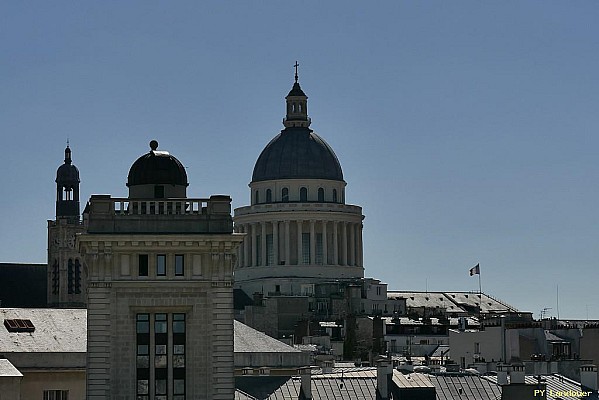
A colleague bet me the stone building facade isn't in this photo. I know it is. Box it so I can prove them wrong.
[77,141,243,399]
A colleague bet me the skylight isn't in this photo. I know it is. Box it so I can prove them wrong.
[4,318,35,333]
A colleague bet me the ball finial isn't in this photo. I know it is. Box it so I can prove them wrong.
[150,140,158,151]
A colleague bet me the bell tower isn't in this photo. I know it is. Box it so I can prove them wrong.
[47,144,86,307]
[56,144,81,220]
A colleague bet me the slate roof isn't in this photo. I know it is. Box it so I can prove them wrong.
[0,263,47,308]
[0,358,22,377]
[0,308,87,353]
[233,320,302,354]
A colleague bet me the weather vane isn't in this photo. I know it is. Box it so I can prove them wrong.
[294,61,299,83]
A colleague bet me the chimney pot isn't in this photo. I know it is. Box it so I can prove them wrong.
[580,364,598,391]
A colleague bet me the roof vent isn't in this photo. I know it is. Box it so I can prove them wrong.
[4,319,35,333]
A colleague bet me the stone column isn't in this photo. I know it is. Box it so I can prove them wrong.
[333,221,339,266]
[273,220,279,266]
[322,220,328,265]
[243,224,250,268]
[251,223,257,267]
[357,223,363,267]
[297,220,303,264]
[284,220,290,266]
[261,222,267,267]
[309,220,316,265]
[349,222,355,266]
[341,222,348,266]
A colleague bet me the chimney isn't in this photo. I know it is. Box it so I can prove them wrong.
[580,365,598,391]
[510,364,525,384]
[253,292,264,306]
[376,357,392,400]
[299,367,312,399]
[322,360,334,374]
[496,363,509,385]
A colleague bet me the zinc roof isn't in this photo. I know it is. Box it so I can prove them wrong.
[483,374,599,400]
[428,374,501,400]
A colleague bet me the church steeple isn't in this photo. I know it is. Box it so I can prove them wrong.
[283,61,311,128]
[55,143,81,220]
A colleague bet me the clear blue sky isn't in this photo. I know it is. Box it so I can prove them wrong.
[2,1,598,319]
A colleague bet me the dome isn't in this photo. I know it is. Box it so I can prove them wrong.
[56,146,80,185]
[127,140,188,187]
[56,163,80,184]
[252,127,344,183]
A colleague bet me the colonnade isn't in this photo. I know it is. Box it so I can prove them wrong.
[236,219,363,268]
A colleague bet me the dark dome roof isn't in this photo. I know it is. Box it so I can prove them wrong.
[127,141,188,187]
[56,163,80,184]
[252,127,344,182]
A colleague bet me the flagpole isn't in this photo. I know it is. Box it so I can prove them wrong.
[477,264,482,324]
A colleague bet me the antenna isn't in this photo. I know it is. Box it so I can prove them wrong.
[540,307,552,320]
[556,285,560,320]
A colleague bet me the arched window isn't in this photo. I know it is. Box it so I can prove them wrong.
[300,187,308,202]
[75,259,82,294]
[52,260,59,295]
[255,190,260,204]
[318,188,324,202]
[333,189,338,203]
[282,188,289,202]
[266,189,272,203]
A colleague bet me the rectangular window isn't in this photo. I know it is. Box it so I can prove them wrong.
[376,286,382,296]
[302,233,310,264]
[265,234,273,266]
[315,233,323,264]
[175,255,184,276]
[300,284,314,296]
[137,313,185,400]
[136,314,150,399]
[139,254,149,277]
[155,313,168,400]
[173,313,186,399]
[43,390,69,400]
[475,342,480,354]
[157,255,166,276]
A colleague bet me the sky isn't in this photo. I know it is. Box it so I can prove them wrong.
[1,1,598,319]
